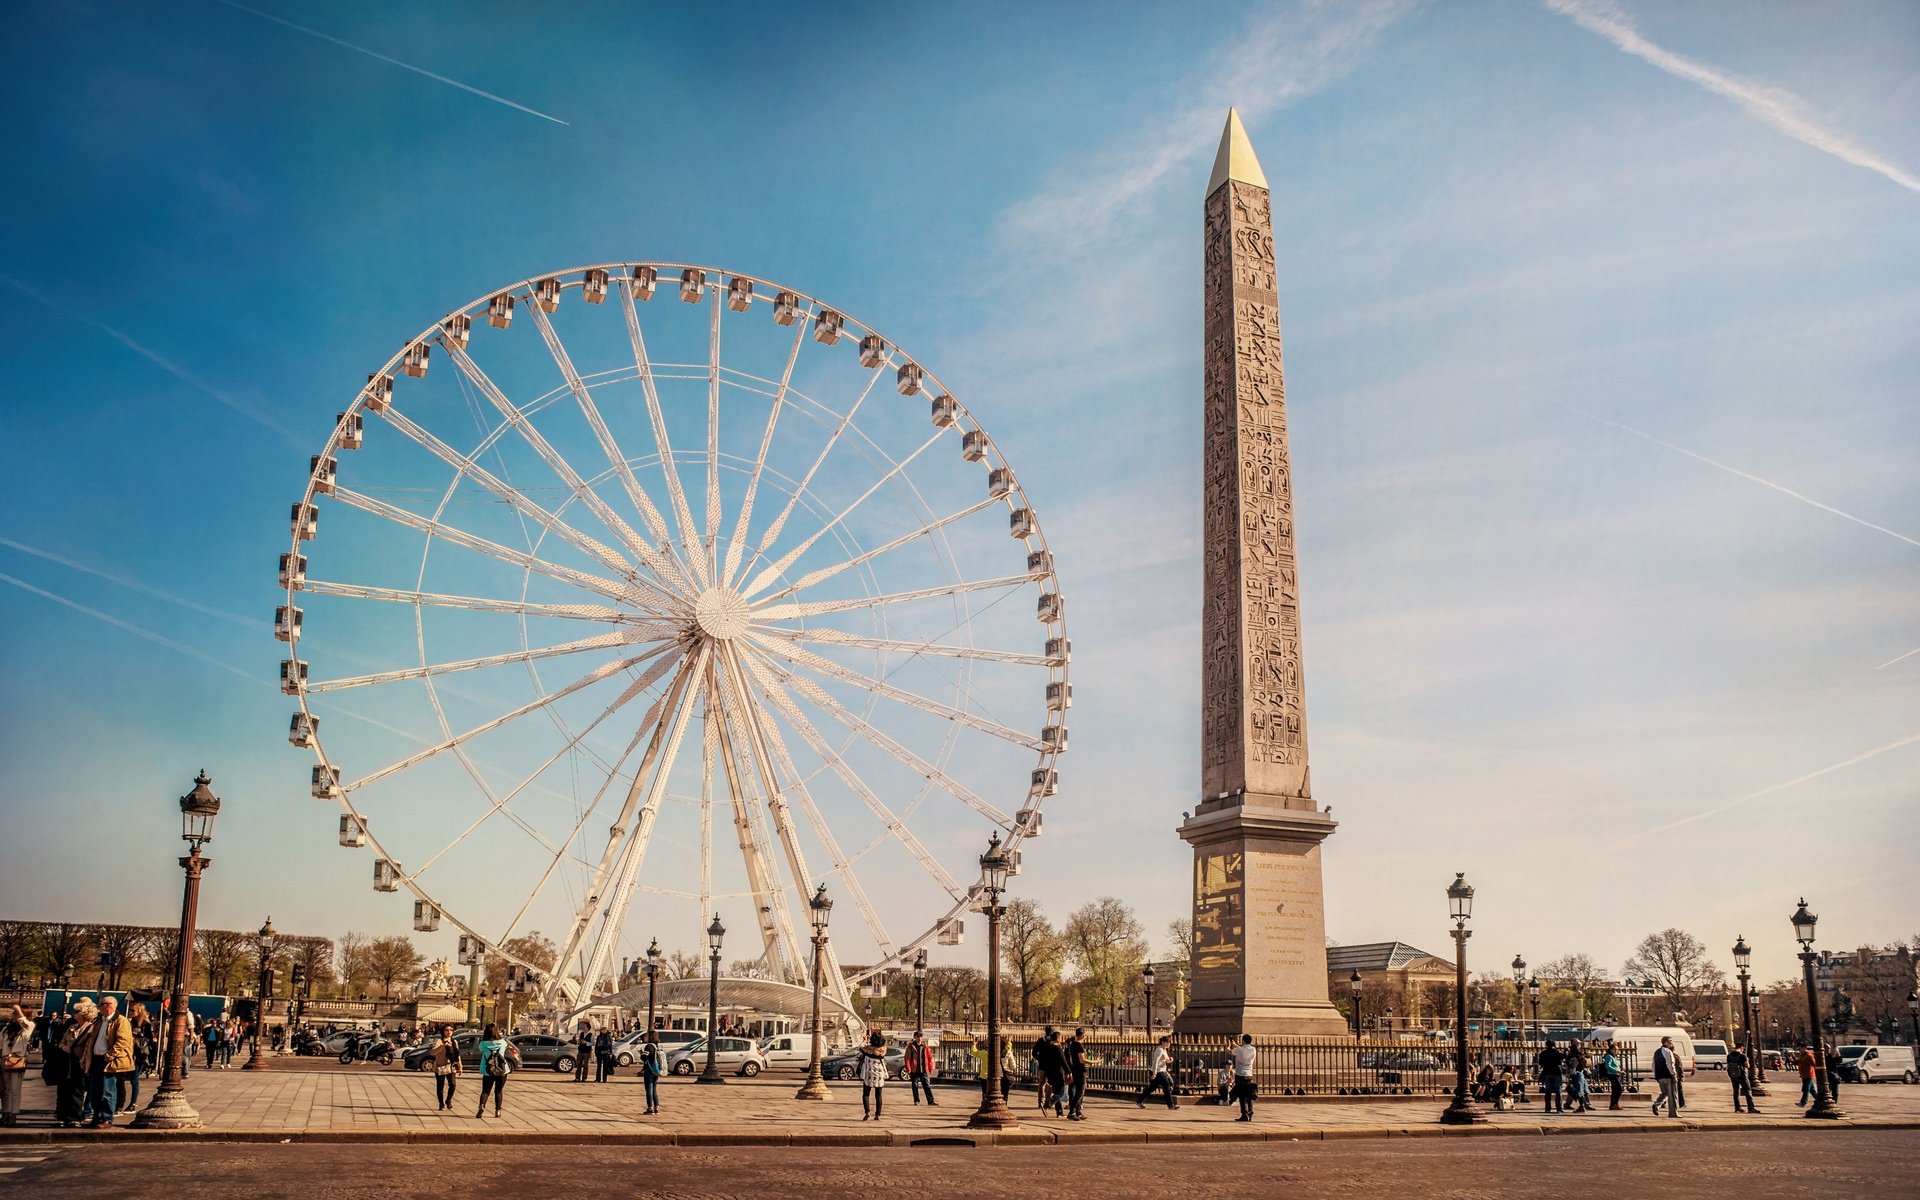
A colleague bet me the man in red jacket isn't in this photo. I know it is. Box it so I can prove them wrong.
[906,1031,937,1105]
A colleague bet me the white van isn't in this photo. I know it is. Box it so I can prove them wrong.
[1582,1026,1696,1079]
[1836,1044,1917,1084]
[759,1031,829,1070]
[1692,1039,1729,1071]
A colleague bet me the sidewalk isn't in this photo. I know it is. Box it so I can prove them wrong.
[6,1066,1915,1146]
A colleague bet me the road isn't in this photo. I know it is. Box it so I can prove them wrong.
[5,1130,1915,1199]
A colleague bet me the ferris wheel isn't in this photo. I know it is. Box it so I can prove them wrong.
[277,263,1067,1017]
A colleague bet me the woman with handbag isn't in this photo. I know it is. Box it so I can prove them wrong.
[428,1025,462,1111]
[1,1005,36,1127]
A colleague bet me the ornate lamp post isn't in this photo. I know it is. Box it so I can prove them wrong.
[968,832,1017,1129]
[1511,954,1527,1039]
[1440,872,1487,1125]
[1907,992,1918,1050]
[1527,976,1541,1040]
[699,914,726,1084]
[644,938,661,1035]
[1348,970,1363,1037]
[796,883,834,1101]
[1790,899,1844,1119]
[913,948,927,1038]
[244,917,277,1069]
[1144,963,1158,1033]
[1731,936,1766,1095]
[133,770,221,1129]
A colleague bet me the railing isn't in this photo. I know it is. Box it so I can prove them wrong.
[937,1033,1637,1099]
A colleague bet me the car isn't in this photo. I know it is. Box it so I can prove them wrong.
[508,1033,579,1073]
[611,1028,703,1067]
[1836,1044,1918,1084]
[1692,1040,1729,1071]
[666,1036,767,1077]
[821,1046,906,1082]
[760,1032,830,1070]
[403,1031,480,1072]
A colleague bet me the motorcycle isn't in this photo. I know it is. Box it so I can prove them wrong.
[339,1033,396,1066]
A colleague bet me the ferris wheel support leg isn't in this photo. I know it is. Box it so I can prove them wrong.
[709,667,804,981]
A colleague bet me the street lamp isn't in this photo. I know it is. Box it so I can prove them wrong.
[644,938,661,1036]
[1348,970,1363,1037]
[133,770,222,1130]
[1527,976,1541,1040]
[1907,992,1918,1051]
[796,884,834,1101]
[1511,954,1527,1039]
[1144,963,1158,1033]
[968,831,1017,1129]
[244,917,277,1070]
[699,914,727,1084]
[1440,872,1486,1125]
[1790,899,1844,1119]
[913,948,928,1038]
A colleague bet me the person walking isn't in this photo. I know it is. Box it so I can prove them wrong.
[1564,1043,1591,1113]
[1795,1044,1819,1107]
[906,1032,937,1106]
[998,1036,1017,1104]
[82,995,134,1129]
[1034,1029,1067,1117]
[1063,1029,1088,1119]
[218,1017,237,1068]
[119,1006,149,1114]
[1727,1044,1758,1113]
[58,999,97,1129]
[428,1025,462,1111]
[1536,1039,1565,1114]
[594,1028,615,1083]
[573,1022,593,1084]
[1600,1043,1624,1110]
[1136,1035,1178,1110]
[1,1006,36,1127]
[639,1032,662,1115]
[1230,1033,1258,1122]
[858,1032,889,1121]
[1651,1036,1680,1118]
[475,1024,517,1118]
[1824,1044,1843,1104]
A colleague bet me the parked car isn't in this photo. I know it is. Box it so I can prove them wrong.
[821,1046,906,1082]
[403,1031,480,1072]
[760,1032,830,1070]
[611,1028,703,1067]
[1836,1044,1918,1084]
[1358,1051,1441,1072]
[666,1036,768,1077]
[1692,1040,1729,1071]
[509,1033,579,1073]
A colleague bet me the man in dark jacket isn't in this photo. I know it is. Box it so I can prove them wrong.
[1063,1029,1089,1120]
[1727,1045,1758,1113]
[1033,1030,1067,1116]
[1651,1037,1680,1117]
[1536,1040,1565,1113]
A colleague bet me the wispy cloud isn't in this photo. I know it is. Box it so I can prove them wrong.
[1555,402,1920,550]
[1544,0,1920,197]
[1,569,260,682]
[997,0,1418,251]
[0,535,260,628]
[1625,730,1920,841]
[0,271,301,445]
[217,0,569,127]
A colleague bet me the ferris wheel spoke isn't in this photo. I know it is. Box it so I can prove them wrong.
[750,496,1002,606]
[753,574,1030,623]
[724,319,809,586]
[754,625,1050,667]
[306,629,656,694]
[441,339,689,597]
[705,289,723,578]
[378,406,643,586]
[744,630,1043,751]
[330,486,665,611]
[622,277,711,589]
[522,302,700,597]
[729,362,887,592]
[346,643,677,794]
[709,654,807,980]
[698,684,714,940]
[733,647,963,903]
[739,429,946,600]
[740,643,1014,829]
[302,578,678,627]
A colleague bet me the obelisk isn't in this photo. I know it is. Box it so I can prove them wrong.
[1175,110,1346,1037]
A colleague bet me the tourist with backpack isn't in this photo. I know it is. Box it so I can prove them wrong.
[475,1024,519,1118]
[639,1032,663,1115]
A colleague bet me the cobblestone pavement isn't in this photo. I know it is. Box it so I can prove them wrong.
[5,1062,1915,1145]
[7,1130,1919,1200]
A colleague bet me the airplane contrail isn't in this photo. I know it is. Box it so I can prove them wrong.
[0,272,302,445]
[1626,730,1920,843]
[0,535,260,628]
[1544,0,1920,197]
[1557,402,1920,550]
[0,570,260,682]
[1875,646,1920,670]
[218,0,569,126]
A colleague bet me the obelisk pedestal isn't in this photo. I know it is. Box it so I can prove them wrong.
[1175,110,1347,1038]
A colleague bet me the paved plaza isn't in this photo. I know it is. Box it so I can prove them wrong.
[4,1063,1915,1146]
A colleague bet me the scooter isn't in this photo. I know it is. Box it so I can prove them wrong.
[339,1032,396,1066]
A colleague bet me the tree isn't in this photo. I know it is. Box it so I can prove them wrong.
[281,936,336,995]
[1539,952,1610,1022]
[485,932,558,994]
[336,931,373,995]
[1000,899,1064,1021]
[365,936,424,998]
[1061,897,1148,1018]
[1623,929,1726,1019]
[87,924,145,989]
[924,966,984,1023]
[0,921,36,987]
[667,950,705,981]
[33,922,90,984]
[1831,944,1918,1033]
[197,929,250,995]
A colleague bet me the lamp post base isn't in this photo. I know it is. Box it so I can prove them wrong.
[130,1091,202,1130]
[795,1070,831,1101]
[967,1095,1019,1130]
[697,1071,727,1085]
[1439,1095,1489,1125]
[1805,1098,1847,1120]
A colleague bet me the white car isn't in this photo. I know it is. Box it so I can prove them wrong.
[667,1036,767,1076]
[1692,1040,1729,1071]
[760,1032,829,1070]
[1837,1044,1917,1084]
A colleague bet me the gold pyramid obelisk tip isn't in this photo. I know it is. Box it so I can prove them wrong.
[1207,107,1268,195]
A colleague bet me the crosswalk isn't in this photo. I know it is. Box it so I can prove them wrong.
[0,1148,59,1177]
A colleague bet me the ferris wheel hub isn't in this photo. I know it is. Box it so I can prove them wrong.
[693,586,751,641]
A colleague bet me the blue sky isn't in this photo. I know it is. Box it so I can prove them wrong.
[1,0,1914,991]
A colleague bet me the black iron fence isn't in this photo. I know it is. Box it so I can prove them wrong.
[937,1032,1638,1099]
